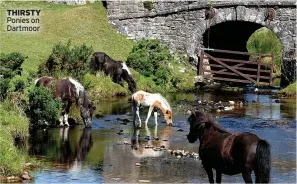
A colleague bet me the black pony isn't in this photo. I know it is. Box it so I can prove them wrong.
[187,110,271,183]
[90,52,136,93]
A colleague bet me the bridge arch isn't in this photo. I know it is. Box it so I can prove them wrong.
[107,0,296,86]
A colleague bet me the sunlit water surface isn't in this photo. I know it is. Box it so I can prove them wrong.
[28,92,296,183]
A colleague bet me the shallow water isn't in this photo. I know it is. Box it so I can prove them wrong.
[28,92,296,183]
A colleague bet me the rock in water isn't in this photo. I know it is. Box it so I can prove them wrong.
[135,163,141,166]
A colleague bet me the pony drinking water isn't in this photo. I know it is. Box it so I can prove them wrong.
[187,110,271,183]
[132,90,173,127]
[35,76,96,127]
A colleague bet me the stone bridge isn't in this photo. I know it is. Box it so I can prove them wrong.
[106,0,296,86]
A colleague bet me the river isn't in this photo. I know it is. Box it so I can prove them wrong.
[28,92,296,183]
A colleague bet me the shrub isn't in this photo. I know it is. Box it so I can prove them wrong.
[127,39,174,81]
[0,100,32,176]
[0,52,25,79]
[143,1,154,11]
[39,40,93,80]
[0,78,10,102]
[247,27,283,75]
[27,86,61,127]
[154,66,170,85]
[13,79,25,92]
[0,52,25,101]
[127,39,196,91]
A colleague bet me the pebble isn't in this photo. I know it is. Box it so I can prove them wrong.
[135,163,141,166]
[139,180,150,183]
[170,149,199,158]
[7,176,22,182]
[123,140,130,145]
[25,162,34,167]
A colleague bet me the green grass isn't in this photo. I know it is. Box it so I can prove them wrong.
[1,1,196,99]
[1,1,134,75]
[280,81,296,95]
[0,99,35,176]
[247,27,283,75]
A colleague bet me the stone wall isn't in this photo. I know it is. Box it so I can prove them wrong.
[107,0,296,62]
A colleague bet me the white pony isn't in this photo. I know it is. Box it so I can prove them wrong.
[132,90,173,127]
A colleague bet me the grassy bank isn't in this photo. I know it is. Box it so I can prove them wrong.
[0,99,35,177]
[1,1,134,74]
[280,82,296,95]
[1,1,196,98]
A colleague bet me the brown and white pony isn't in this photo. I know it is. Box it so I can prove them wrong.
[132,90,173,128]
[90,52,136,93]
[35,76,96,127]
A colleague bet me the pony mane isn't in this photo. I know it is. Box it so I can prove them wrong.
[122,63,131,75]
[68,78,85,97]
[34,76,52,85]
[156,93,172,111]
[192,110,229,134]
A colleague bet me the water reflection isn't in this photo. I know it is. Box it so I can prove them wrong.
[131,125,172,158]
[29,92,296,183]
[30,127,93,169]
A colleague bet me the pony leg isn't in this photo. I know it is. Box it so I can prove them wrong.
[203,165,214,183]
[145,124,151,138]
[59,116,64,127]
[63,126,69,141]
[64,114,69,126]
[154,111,158,125]
[242,170,253,183]
[154,124,158,138]
[144,106,154,125]
[216,170,222,183]
[136,105,142,127]
[64,102,71,126]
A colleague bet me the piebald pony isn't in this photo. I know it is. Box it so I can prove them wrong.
[132,90,173,127]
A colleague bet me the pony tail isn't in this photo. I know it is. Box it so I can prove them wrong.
[254,140,271,183]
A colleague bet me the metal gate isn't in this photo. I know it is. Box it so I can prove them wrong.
[198,48,275,86]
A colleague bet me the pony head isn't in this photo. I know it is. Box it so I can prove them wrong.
[164,109,173,126]
[80,101,96,127]
[187,109,212,143]
[77,89,96,127]
[128,78,137,93]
